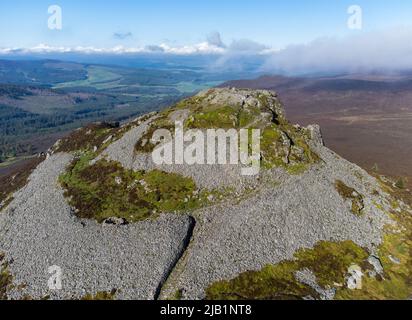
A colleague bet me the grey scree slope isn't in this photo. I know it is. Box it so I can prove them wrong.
[100,112,259,191]
[0,153,193,300]
[158,143,391,300]
[0,88,394,299]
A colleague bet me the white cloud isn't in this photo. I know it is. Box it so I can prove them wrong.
[113,32,133,40]
[0,32,268,56]
[0,44,143,55]
[228,39,268,53]
[156,42,225,55]
[261,27,412,74]
[0,42,226,55]
[207,31,226,48]
[4,27,412,75]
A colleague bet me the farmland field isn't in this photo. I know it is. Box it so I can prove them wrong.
[53,66,124,90]
[0,59,227,171]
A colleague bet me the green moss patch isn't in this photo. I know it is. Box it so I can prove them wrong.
[187,106,236,129]
[206,241,368,300]
[59,153,210,223]
[260,124,319,171]
[206,262,317,300]
[169,289,183,300]
[0,253,13,300]
[334,209,412,299]
[185,104,263,130]
[260,125,285,168]
[54,113,156,154]
[395,177,407,190]
[81,289,117,300]
[335,180,365,216]
[53,122,120,153]
[295,241,368,288]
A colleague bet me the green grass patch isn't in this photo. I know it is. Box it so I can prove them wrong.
[54,66,122,90]
[206,262,318,300]
[286,163,309,175]
[53,122,120,154]
[260,124,319,171]
[335,211,412,299]
[206,241,368,300]
[81,289,117,300]
[335,180,365,216]
[169,289,184,300]
[207,176,412,300]
[395,177,407,190]
[260,125,285,168]
[335,178,412,300]
[185,105,237,129]
[53,116,152,154]
[0,253,13,300]
[59,153,210,223]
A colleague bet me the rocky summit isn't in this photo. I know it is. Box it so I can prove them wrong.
[0,88,411,300]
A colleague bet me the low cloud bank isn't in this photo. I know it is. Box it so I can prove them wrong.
[0,32,268,57]
[2,28,412,74]
[262,27,412,74]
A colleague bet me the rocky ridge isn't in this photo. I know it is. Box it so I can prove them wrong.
[0,88,411,300]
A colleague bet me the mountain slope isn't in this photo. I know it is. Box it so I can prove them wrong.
[0,88,411,300]
[223,75,412,189]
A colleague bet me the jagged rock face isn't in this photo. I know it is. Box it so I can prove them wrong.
[189,87,287,126]
[107,88,320,190]
[0,88,411,300]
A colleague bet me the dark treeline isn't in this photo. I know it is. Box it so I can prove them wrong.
[0,94,181,163]
[0,103,110,162]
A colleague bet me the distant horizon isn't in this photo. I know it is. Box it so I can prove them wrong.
[3,51,412,78]
[2,1,412,74]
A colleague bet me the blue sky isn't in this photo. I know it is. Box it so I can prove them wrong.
[1,0,412,49]
[2,0,412,74]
